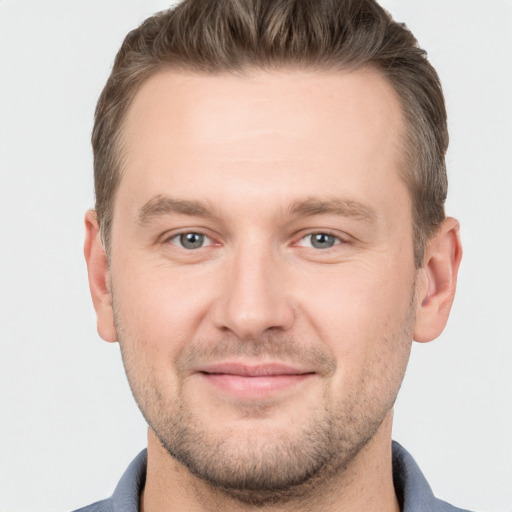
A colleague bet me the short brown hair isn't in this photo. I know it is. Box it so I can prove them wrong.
[92,0,448,267]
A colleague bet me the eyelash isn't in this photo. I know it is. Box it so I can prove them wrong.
[295,232,344,250]
[166,231,214,250]
[164,230,345,251]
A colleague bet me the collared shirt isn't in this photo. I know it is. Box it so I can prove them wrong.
[73,441,475,512]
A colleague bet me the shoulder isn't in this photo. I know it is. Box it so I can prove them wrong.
[432,498,477,512]
[70,450,147,512]
[392,441,477,512]
[71,498,113,512]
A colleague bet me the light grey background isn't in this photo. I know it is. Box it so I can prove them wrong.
[0,1,511,511]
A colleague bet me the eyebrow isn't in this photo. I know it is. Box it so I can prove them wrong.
[137,195,214,225]
[136,194,377,225]
[288,197,377,222]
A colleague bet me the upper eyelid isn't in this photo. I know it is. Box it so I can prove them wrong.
[159,228,214,243]
[296,233,343,247]
[157,228,350,246]
[293,230,348,244]
[169,231,212,242]
[164,232,216,252]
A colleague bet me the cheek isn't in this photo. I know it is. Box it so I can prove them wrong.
[297,259,415,359]
[299,266,415,410]
[111,264,214,400]
[110,258,218,349]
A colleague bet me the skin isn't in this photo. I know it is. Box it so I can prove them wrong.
[85,68,462,512]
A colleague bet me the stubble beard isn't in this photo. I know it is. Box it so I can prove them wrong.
[114,300,415,506]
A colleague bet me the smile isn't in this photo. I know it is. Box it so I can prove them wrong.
[197,362,316,398]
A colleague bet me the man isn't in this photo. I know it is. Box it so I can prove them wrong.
[79,0,466,510]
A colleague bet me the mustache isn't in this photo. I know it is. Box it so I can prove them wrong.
[174,335,337,377]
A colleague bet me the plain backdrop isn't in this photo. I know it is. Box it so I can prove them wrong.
[0,1,511,511]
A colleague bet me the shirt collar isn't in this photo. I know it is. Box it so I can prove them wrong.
[108,442,469,512]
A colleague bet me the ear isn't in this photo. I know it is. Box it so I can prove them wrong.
[414,217,463,343]
[84,210,117,343]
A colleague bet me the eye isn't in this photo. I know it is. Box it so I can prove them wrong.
[298,233,341,249]
[169,232,212,250]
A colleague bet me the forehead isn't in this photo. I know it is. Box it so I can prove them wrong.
[123,67,404,152]
[119,67,407,218]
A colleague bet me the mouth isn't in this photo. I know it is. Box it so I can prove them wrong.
[196,362,316,398]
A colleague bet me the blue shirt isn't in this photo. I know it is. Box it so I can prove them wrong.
[73,441,474,511]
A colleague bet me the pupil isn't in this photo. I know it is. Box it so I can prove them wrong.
[312,233,335,249]
[180,233,204,249]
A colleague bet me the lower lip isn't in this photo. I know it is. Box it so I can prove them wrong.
[200,373,313,399]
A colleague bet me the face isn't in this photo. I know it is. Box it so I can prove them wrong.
[105,68,418,499]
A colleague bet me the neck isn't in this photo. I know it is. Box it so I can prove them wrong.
[141,413,400,512]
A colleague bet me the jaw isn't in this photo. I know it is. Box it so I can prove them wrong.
[143,410,398,512]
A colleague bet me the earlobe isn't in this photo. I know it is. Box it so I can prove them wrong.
[414,217,463,343]
[83,210,117,343]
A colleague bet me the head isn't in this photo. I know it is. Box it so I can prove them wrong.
[85,0,461,506]
[93,0,448,268]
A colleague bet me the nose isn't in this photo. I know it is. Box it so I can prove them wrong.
[212,243,295,340]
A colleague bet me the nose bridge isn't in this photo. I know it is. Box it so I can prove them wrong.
[213,238,294,339]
